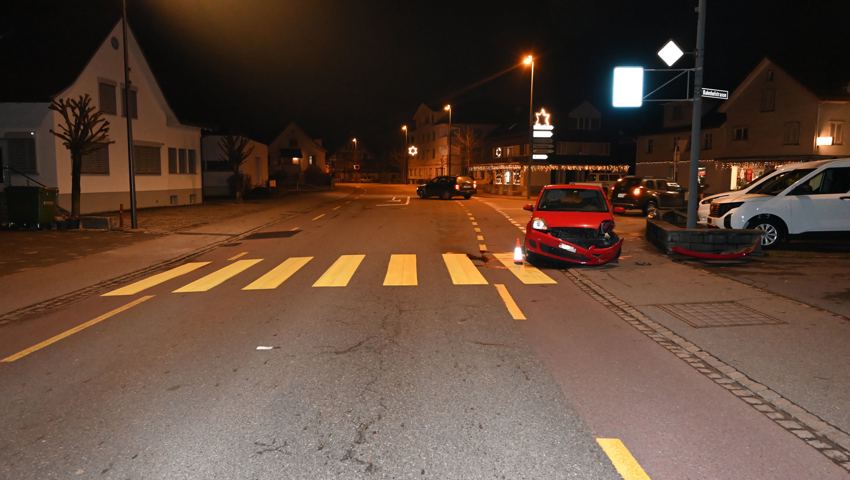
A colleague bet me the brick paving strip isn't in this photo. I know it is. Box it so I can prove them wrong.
[564,269,850,473]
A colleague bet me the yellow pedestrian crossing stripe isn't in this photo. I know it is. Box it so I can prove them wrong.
[243,257,313,290]
[383,254,417,286]
[106,252,561,295]
[493,253,557,285]
[174,259,262,293]
[442,253,488,285]
[312,254,365,287]
[102,262,210,296]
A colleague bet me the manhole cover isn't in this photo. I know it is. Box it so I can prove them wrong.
[245,230,299,240]
[654,301,785,328]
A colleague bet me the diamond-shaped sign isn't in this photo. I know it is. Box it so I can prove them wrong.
[658,40,684,67]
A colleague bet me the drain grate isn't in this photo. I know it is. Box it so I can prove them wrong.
[654,301,785,328]
[245,230,299,240]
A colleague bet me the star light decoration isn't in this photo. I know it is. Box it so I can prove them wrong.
[534,108,552,127]
[407,145,418,156]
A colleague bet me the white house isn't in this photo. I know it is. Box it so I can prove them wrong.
[0,20,202,214]
[201,135,269,197]
[268,122,327,185]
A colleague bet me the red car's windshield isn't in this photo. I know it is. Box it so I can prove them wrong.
[537,188,609,212]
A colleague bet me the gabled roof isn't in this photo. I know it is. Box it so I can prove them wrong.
[270,122,327,152]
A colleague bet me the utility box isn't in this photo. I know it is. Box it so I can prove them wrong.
[5,186,58,226]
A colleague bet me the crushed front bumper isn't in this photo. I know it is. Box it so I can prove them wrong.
[525,229,622,266]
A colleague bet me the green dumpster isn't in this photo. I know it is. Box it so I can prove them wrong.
[5,186,58,226]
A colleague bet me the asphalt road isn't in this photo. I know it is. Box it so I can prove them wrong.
[0,184,846,479]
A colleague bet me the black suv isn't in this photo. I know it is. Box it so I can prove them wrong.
[611,176,685,215]
[416,176,477,200]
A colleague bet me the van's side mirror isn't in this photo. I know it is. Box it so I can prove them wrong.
[523,204,534,212]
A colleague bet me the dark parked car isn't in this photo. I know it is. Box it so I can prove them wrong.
[416,176,477,199]
[611,176,685,215]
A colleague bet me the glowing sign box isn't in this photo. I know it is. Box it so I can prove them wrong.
[612,67,644,108]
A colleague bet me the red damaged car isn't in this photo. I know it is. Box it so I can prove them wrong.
[523,184,623,266]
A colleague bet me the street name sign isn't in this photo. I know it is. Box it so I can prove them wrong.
[701,87,729,100]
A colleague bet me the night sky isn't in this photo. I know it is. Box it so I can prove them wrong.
[2,0,849,155]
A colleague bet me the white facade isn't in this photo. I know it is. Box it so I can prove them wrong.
[0,21,201,214]
[201,135,269,197]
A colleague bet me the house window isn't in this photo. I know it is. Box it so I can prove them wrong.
[133,145,161,174]
[733,127,749,141]
[830,121,844,145]
[292,157,300,165]
[767,70,774,81]
[760,88,775,112]
[169,195,178,205]
[178,148,187,173]
[309,155,315,166]
[121,87,138,118]
[98,82,117,115]
[188,149,197,173]
[703,133,713,150]
[81,143,110,174]
[646,139,654,154]
[783,122,800,145]
[5,135,37,174]
[168,147,177,174]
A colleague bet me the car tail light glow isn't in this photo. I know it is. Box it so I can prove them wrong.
[455,184,460,191]
[633,187,642,196]
[473,181,477,188]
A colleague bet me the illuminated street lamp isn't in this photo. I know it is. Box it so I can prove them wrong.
[523,54,535,199]
[444,104,452,176]
[401,125,409,183]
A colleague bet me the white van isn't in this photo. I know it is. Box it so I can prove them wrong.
[707,158,850,247]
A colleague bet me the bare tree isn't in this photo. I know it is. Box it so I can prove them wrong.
[49,94,111,218]
[454,126,482,175]
[218,135,254,200]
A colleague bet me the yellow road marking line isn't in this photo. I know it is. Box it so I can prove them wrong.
[442,253,488,285]
[494,284,526,320]
[383,254,418,286]
[471,222,478,226]
[493,252,557,285]
[243,257,313,290]
[173,259,262,293]
[102,262,210,296]
[596,438,652,480]
[333,205,341,211]
[476,235,485,241]
[313,254,365,287]
[312,213,326,221]
[228,251,248,261]
[1,295,154,363]
[479,244,488,251]
[474,227,481,232]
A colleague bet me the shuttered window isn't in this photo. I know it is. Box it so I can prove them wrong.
[98,82,117,115]
[133,145,161,174]
[188,149,197,174]
[81,143,110,174]
[168,147,177,173]
[178,148,187,173]
[6,137,37,174]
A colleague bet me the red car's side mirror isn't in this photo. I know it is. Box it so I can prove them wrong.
[523,204,534,212]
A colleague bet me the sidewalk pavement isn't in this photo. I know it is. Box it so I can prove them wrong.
[0,190,350,321]
[476,195,850,458]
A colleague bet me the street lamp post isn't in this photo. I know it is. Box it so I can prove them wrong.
[443,105,452,176]
[352,137,358,181]
[122,0,138,228]
[401,125,408,183]
[523,54,534,199]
